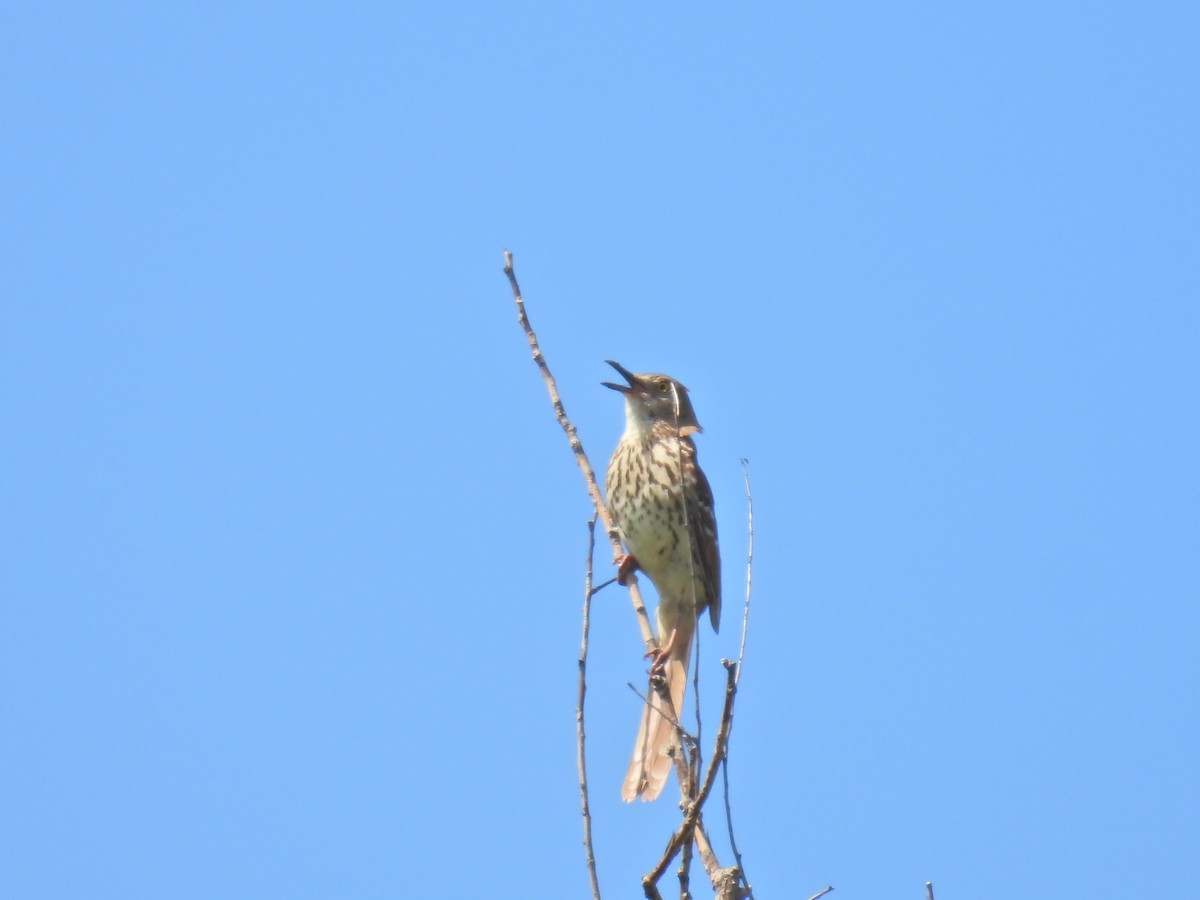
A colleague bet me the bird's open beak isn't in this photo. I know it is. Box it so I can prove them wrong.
[602,359,639,394]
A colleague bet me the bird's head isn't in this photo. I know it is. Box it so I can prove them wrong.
[602,360,702,436]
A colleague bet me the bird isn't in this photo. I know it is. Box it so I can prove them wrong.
[602,360,720,802]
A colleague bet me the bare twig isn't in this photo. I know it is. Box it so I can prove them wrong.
[592,576,619,594]
[625,682,684,732]
[722,459,755,894]
[693,826,743,900]
[690,662,739,831]
[678,830,693,900]
[717,765,743,896]
[578,518,601,900]
[643,661,739,887]
[691,625,703,786]
[692,825,720,877]
[504,250,657,652]
[666,382,705,776]
[735,459,753,675]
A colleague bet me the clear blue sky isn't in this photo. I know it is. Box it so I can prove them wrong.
[3,2,1197,897]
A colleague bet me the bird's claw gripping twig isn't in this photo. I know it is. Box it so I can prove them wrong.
[615,553,640,585]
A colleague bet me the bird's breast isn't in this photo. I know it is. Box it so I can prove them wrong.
[606,436,702,598]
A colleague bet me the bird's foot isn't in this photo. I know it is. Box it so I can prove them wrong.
[643,627,679,672]
[614,553,640,585]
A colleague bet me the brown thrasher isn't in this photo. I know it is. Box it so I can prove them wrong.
[603,360,720,802]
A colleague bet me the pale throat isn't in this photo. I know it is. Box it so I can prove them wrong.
[622,398,681,439]
[622,399,653,437]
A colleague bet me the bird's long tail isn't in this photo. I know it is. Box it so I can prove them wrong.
[621,621,693,802]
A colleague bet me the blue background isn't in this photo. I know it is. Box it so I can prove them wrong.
[3,2,1197,897]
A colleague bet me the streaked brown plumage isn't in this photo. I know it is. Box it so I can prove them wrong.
[603,360,720,802]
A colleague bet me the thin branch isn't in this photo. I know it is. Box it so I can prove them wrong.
[625,681,683,734]
[678,829,693,900]
[690,662,739,833]
[578,518,601,900]
[592,575,619,594]
[735,459,753,677]
[718,766,744,896]
[667,382,704,776]
[691,625,703,788]
[665,380,699,900]
[722,459,755,895]
[643,661,739,887]
[691,825,720,878]
[694,826,743,900]
[504,250,657,651]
